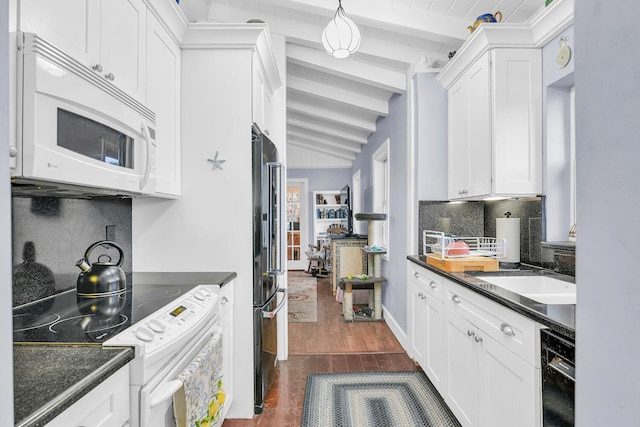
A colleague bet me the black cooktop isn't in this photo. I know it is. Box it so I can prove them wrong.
[13,272,234,344]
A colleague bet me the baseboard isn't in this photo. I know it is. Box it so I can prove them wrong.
[381,304,410,354]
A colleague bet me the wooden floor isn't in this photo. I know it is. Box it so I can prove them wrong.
[223,271,419,427]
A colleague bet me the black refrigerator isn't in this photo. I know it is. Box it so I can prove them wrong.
[252,124,286,414]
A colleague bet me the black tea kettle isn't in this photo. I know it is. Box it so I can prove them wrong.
[76,240,126,295]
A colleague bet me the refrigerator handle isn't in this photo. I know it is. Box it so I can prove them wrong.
[267,161,285,275]
[262,288,287,318]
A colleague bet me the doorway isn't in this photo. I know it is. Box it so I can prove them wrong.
[286,179,308,270]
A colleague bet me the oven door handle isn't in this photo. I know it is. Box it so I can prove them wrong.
[143,324,220,409]
[150,380,183,408]
[262,288,287,318]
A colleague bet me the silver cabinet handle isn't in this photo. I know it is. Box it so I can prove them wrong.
[221,296,229,305]
[417,292,424,299]
[105,72,115,81]
[414,271,419,278]
[474,335,483,343]
[500,323,516,337]
[452,295,461,304]
[467,330,475,337]
[429,281,437,289]
[92,64,103,72]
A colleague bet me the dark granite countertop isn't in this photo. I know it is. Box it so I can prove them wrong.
[14,344,134,427]
[407,255,575,339]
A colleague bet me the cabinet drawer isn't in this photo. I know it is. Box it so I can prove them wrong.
[45,365,129,427]
[444,279,539,366]
[408,263,444,303]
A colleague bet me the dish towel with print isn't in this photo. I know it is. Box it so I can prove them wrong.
[173,327,225,427]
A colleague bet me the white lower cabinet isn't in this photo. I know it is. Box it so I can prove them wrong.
[218,280,234,421]
[407,261,541,427]
[408,263,446,391]
[444,307,539,427]
[45,364,130,427]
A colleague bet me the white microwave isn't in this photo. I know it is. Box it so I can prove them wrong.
[11,32,157,196]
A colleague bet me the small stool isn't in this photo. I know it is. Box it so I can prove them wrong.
[338,276,387,321]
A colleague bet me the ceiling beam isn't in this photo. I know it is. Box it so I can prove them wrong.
[288,139,356,161]
[287,115,369,145]
[288,127,362,154]
[287,75,389,117]
[206,3,447,67]
[288,98,377,133]
[287,44,406,93]
[250,0,469,45]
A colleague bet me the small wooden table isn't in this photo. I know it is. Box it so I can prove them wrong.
[338,276,387,321]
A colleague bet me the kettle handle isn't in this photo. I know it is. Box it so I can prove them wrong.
[494,11,502,22]
[83,240,125,267]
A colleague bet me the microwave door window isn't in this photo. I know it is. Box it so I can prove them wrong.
[57,108,134,169]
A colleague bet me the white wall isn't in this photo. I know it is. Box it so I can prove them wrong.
[575,1,640,424]
[133,47,256,418]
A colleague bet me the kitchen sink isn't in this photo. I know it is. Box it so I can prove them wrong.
[479,275,576,305]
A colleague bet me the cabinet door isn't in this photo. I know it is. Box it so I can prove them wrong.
[99,0,147,101]
[448,52,491,199]
[424,293,446,391]
[478,333,539,427]
[218,282,234,421]
[409,282,427,365]
[18,0,95,62]
[45,365,129,427]
[19,0,147,101]
[492,48,542,196]
[444,307,479,426]
[146,14,181,197]
[252,56,273,134]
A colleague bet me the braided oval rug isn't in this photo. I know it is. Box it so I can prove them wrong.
[302,371,461,427]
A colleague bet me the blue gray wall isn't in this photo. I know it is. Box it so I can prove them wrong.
[352,92,409,331]
[575,1,640,424]
[287,168,352,248]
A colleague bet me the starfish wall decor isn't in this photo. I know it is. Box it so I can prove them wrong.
[207,151,226,170]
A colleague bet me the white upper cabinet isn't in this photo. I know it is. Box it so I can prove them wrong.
[444,47,542,200]
[252,55,273,135]
[19,0,147,102]
[145,13,181,197]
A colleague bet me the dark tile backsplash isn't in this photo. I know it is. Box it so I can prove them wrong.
[11,196,132,306]
[418,197,556,269]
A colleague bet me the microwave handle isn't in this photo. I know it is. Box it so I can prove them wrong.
[140,122,156,190]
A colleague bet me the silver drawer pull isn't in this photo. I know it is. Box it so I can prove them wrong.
[474,335,483,343]
[451,295,461,304]
[467,330,475,337]
[221,296,229,305]
[429,281,437,289]
[414,271,419,278]
[500,323,516,337]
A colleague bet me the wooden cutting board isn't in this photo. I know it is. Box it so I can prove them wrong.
[426,253,499,272]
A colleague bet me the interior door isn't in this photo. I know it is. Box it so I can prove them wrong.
[286,180,308,270]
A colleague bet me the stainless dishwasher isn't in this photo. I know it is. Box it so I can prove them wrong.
[541,329,575,426]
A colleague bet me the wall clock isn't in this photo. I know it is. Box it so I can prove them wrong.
[556,36,571,68]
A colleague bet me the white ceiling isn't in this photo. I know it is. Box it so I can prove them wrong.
[178,0,546,169]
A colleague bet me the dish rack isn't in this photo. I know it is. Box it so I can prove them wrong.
[423,230,506,259]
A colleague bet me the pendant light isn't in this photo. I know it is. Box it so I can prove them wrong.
[322,0,361,59]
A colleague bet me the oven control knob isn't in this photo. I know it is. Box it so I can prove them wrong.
[148,319,166,333]
[200,288,211,298]
[135,326,155,342]
[193,290,205,301]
